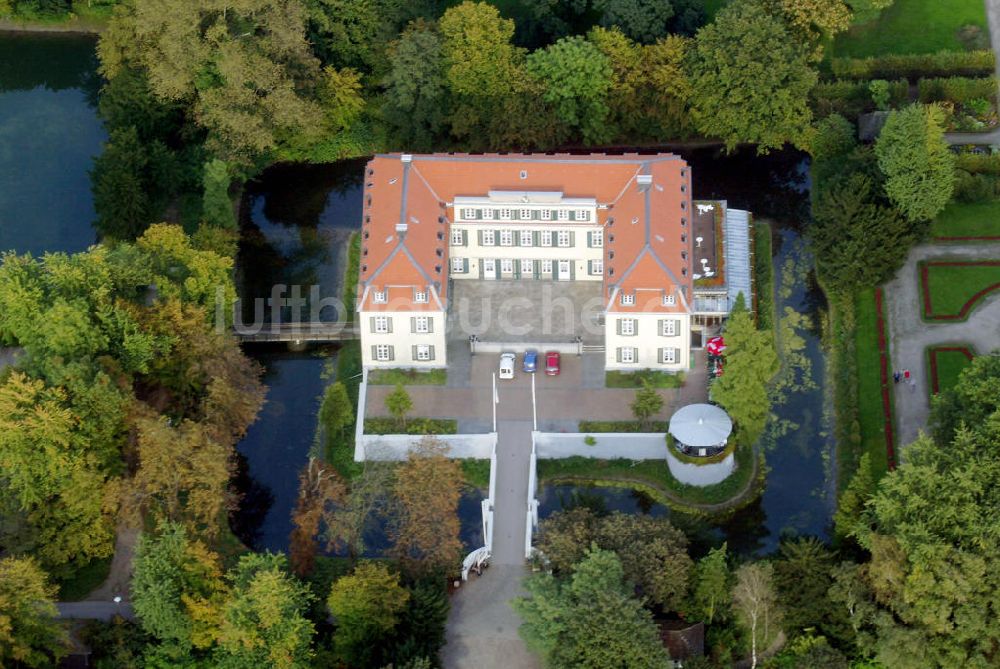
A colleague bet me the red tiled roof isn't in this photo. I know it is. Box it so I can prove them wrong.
[357,153,693,313]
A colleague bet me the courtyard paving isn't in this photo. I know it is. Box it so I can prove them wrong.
[447,280,604,344]
[365,351,709,428]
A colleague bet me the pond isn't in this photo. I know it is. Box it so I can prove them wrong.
[0,33,104,256]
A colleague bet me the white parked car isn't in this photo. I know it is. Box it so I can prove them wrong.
[499,352,516,380]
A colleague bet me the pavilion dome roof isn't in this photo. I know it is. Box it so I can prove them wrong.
[669,403,733,447]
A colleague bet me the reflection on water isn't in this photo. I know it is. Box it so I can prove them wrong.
[234,333,484,556]
[0,34,105,255]
[237,160,366,324]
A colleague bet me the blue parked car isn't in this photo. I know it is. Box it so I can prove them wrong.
[523,349,538,373]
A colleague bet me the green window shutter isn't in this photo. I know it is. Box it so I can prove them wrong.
[462,230,468,246]
[427,318,434,334]
[533,231,540,246]
[616,319,622,335]
[386,317,393,334]
[588,260,593,274]
[478,230,484,245]
[616,347,623,363]
[658,319,665,336]
[570,261,575,280]
[369,317,376,333]
[534,259,541,279]
[412,345,418,360]
[411,317,417,333]
[463,258,469,274]
[370,345,378,360]
[587,232,593,248]
[388,346,395,362]
[428,345,435,361]
[570,231,576,246]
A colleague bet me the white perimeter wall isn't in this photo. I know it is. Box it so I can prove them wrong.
[357,433,497,461]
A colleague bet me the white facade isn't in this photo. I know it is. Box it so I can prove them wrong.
[359,310,447,368]
[604,312,690,372]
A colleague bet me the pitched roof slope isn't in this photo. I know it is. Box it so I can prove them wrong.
[358,153,692,313]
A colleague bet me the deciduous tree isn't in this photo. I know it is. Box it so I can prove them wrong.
[389,438,463,577]
[385,382,413,429]
[383,23,449,151]
[289,458,345,577]
[216,553,315,669]
[0,556,67,668]
[691,542,730,624]
[326,561,409,666]
[526,36,613,144]
[630,380,663,426]
[594,0,674,43]
[733,562,781,669]
[201,159,235,230]
[689,0,818,152]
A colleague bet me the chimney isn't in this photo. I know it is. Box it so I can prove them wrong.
[395,223,408,239]
[400,154,413,163]
[637,174,652,192]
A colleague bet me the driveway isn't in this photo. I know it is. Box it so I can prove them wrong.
[884,241,1000,449]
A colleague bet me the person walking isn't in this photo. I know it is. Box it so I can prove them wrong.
[893,371,900,384]
[903,369,910,381]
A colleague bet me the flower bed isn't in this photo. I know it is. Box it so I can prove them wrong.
[919,259,1000,321]
[926,345,975,396]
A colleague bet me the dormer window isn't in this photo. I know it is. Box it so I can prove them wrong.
[557,210,569,221]
[414,289,428,303]
[663,294,676,306]
[462,208,476,220]
[541,209,552,220]
[484,208,495,219]
[373,289,387,303]
[519,208,531,220]
[575,209,590,221]
[500,208,512,220]
[620,292,635,306]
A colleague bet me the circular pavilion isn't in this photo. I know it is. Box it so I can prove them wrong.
[668,404,733,457]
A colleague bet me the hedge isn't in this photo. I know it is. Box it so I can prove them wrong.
[956,152,1000,175]
[831,49,995,80]
[918,77,998,104]
[811,79,909,117]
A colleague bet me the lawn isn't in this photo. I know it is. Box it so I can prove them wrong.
[832,0,987,58]
[536,442,758,510]
[931,200,1000,240]
[605,370,684,389]
[57,556,112,601]
[926,345,975,396]
[854,288,892,476]
[920,260,1000,321]
[367,368,447,386]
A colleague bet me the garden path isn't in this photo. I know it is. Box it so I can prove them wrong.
[883,241,1000,450]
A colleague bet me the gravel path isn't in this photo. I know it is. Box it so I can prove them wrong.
[883,242,1000,450]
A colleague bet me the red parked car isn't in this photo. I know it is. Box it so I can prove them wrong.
[545,351,560,376]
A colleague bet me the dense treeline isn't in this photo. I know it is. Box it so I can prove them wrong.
[84,0,904,243]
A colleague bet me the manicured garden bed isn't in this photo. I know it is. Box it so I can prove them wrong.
[931,200,1000,241]
[578,420,669,433]
[367,368,447,386]
[363,417,458,435]
[919,259,1000,321]
[926,345,975,396]
[605,370,684,389]
[831,0,987,58]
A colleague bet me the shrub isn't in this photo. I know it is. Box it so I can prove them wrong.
[810,79,907,118]
[831,50,995,80]
[917,77,999,104]
[584,435,597,446]
[953,171,1000,203]
[956,152,1000,175]
[869,79,891,111]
